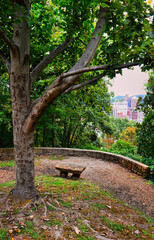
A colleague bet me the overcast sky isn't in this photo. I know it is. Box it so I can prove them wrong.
[108,66,149,97]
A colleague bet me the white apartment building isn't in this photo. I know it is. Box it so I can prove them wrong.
[113,101,128,118]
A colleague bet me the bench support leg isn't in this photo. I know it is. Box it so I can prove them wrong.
[60,171,68,178]
[72,173,80,179]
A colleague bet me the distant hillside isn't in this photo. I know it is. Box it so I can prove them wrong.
[111,95,145,102]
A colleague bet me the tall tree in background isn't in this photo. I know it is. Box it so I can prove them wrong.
[136,71,154,158]
[0,0,153,199]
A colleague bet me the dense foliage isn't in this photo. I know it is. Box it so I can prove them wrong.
[0,74,13,147]
[136,71,154,159]
[34,80,112,148]
[108,139,136,156]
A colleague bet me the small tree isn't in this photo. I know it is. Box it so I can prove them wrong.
[119,127,137,146]
[0,0,153,199]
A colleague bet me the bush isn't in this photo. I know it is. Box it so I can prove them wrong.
[108,140,136,156]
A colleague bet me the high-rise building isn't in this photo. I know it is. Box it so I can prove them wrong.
[132,111,138,121]
[131,96,138,109]
[123,94,131,107]
[113,100,128,118]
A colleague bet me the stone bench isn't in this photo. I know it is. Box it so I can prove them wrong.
[55,163,86,178]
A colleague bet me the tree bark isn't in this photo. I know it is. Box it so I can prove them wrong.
[10,69,38,198]
[12,130,38,199]
[9,0,38,199]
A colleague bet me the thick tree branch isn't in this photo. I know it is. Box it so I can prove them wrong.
[30,38,72,87]
[0,28,14,51]
[64,73,106,94]
[59,61,139,80]
[45,61,139,90]
[23,5,111,133]
[63,61,139,93]
[0,50,11,73]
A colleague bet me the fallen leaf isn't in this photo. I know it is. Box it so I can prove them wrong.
[134,230,140,235]
[41,225,48,230]
[107,205,111,209]
[13,226,18,229]
[20,221,25,226]
[73,226,80,235]
[43,218,50,221]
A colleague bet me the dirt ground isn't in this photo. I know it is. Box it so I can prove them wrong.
[0,155,153,219]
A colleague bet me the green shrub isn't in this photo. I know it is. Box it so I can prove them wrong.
[108,140,136,156]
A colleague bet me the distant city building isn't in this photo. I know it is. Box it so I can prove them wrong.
[131,96,138,109]
[112,94,144,122]
[132,111,138,121]
[123,94,131,107]
[113,101,128,118]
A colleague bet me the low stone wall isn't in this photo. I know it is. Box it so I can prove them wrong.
[0,148,14,159]
[0,147,150,178]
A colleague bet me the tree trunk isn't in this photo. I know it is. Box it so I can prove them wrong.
[9,0,38,199]
[12,129,38,199]
[10,71,38,199]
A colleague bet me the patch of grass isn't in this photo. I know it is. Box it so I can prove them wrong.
[142,229,149,236]
[144,216,154,225]
[148,180,154,186]
[77,220,89,233]
[0,160,15,168]
[0,180,15,189]
[48,157,63,160]
[0,229,8,240]
[101,216,124,232]
[92,203,106,209]
[47,155,67,161]
[24,221,41,239]
[57,198,72,207]
[47,218,62,227]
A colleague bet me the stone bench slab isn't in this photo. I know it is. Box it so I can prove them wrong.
[55,163,86,178]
